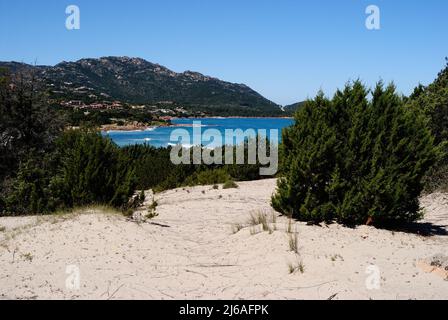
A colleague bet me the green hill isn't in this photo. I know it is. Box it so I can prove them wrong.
[0,57,283,116]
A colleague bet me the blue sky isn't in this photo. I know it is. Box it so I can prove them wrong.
[0,0,447,105]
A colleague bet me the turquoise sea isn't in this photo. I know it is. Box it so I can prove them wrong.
[104,118,294,148]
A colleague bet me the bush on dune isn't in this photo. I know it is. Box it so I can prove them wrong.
[129,140,273,193]
[184,168,231,186]
[52,129,136,209]
[272,81,440,226]
[223,180,239,189]
[4,129,137,215]
[0,69,64,215]
[122,144,177,190]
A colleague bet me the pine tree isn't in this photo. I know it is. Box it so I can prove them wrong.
[52,129,137,209]
[0,68,63,214]
[407,61,448,192]
[272,81,438,226]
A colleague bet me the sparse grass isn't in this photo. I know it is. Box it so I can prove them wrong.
[0,226,5,232]
[253,212,268,230]
[58,204,123,216]
[123,208,134,218]
[127,190,146,211]
[248,210,278,234]
[249,211,270,232]
[288,263,296,274]
[145,198,159,220]
[286,218,294,234]
[272,212,278,231]
[297,260,305,273]
[232,211,276,235]
[288,257,305,274]
[285,216,303,274]
[212,184,219,190]
[146,210,159,220]
[0,205,124,248]
[223,180,238,189]
[0,209,86,245]
[21,252,33,262]
[231,223,244,234]
[288,233,299,254]
[148,199,158,211]
[330,254,344,262]
[250,226,260,236]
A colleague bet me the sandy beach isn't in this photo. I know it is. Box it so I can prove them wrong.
[0,179,447,300]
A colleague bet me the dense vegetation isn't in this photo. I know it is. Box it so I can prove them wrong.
[0,70,270,215]
[124,141,267,193]
[272,81,440,226]
[4,129,136,214]
[406,60,448,192]
[59,106,157,127]
[0,68,63,213]
[1,61,448,227]
[283,101,305,115]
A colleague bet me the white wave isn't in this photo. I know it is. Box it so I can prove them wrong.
[167,143,194,148]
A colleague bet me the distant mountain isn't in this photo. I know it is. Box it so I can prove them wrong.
[0,57,283,116]
[283,101,305,114]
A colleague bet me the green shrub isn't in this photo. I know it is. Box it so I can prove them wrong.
[123,144,177,190]
[0,69,63,214]
[119,139,274,193]
[423,163,448,193]
[52,129,136,209]
[4,152,61,214]
[184,168,231,186]
[272,81,439,226]
[146,197,159,220]
[407,62,448,192]
[223,180,239,189]
[407,62,448,145]
[5,129,137,214]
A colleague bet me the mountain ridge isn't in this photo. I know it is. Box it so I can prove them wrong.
[0,56,283,116]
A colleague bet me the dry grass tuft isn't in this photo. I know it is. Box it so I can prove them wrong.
[288,257,305,274]
[231,223,244,234]
[288,233,299,254]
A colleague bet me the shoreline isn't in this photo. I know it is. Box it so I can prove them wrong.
[101,116,294,132]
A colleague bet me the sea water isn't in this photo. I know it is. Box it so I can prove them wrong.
[104,118,294,148]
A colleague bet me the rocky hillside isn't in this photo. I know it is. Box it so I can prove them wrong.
[0,57,282,116]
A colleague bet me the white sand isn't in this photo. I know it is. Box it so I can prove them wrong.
[0,179,447,300]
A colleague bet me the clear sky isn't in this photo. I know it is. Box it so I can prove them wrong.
[1,0,447,105]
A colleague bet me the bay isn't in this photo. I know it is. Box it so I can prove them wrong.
[104,117,294,148]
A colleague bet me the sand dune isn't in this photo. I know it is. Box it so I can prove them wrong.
[0,179,447,300]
